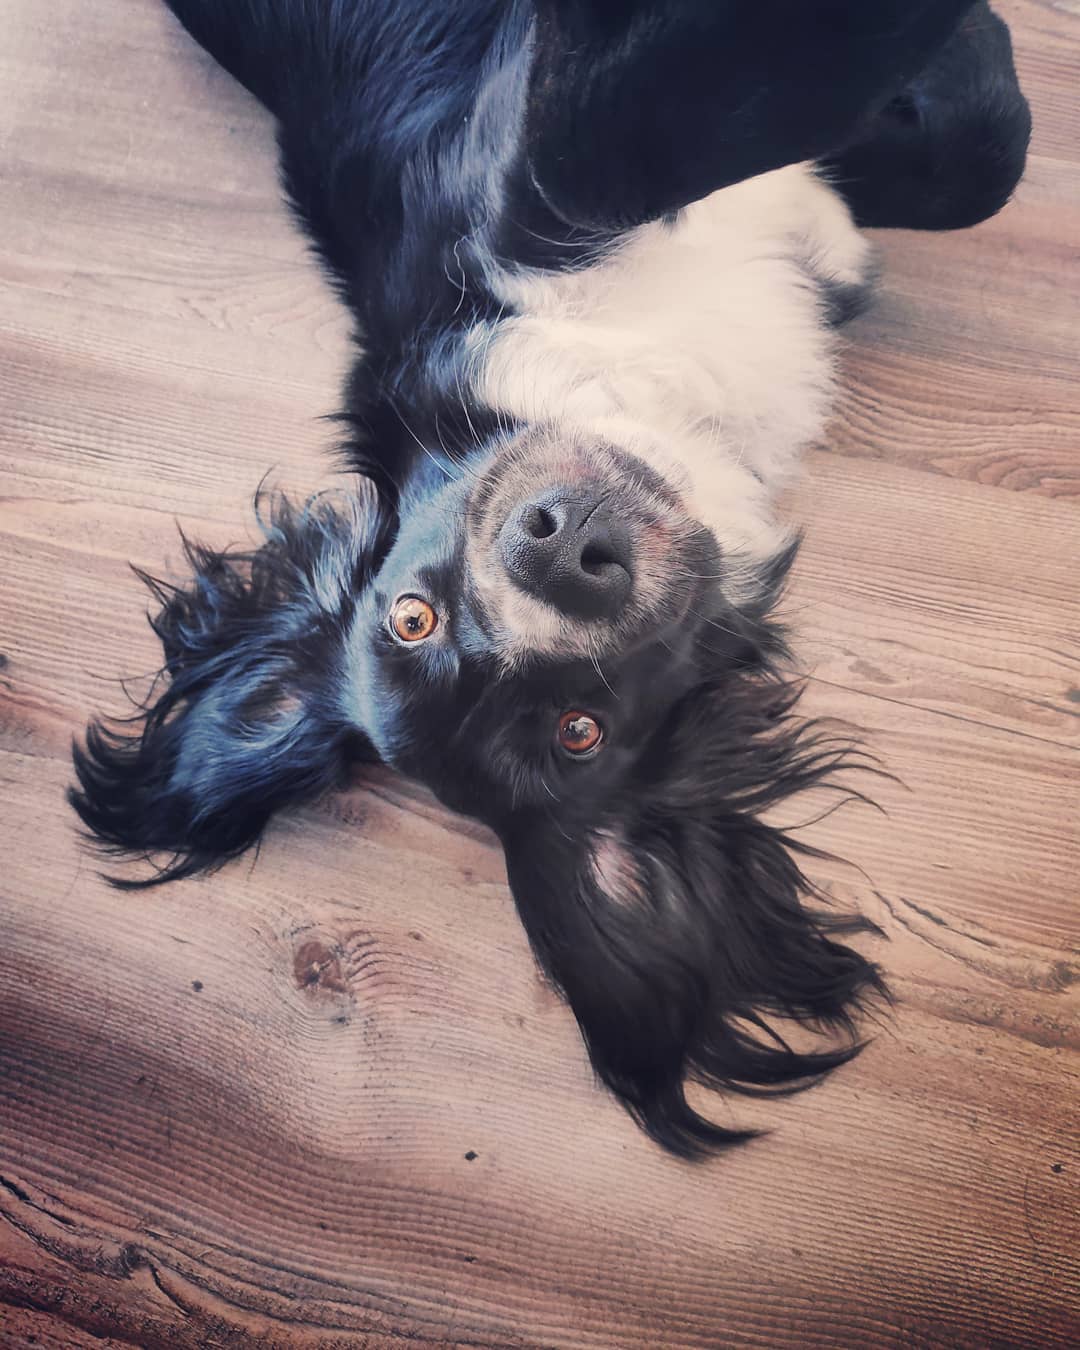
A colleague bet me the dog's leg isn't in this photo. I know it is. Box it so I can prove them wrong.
[525,0,977,231]
[820,1,1031,230]
[787,169,880,326]
[695,164,878,325]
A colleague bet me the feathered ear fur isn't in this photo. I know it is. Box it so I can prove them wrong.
[501,677,887,1158]
[70,489,390,886]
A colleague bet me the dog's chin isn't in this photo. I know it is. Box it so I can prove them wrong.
[464,430,721,664]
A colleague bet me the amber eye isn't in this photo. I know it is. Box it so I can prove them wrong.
[390,595,438,642]
[558,711,604,757]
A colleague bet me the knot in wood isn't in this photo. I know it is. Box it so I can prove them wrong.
[293,938,348,997]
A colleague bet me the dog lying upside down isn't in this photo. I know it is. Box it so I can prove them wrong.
[71,0,1030,1156]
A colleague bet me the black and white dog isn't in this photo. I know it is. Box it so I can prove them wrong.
[71,1,1030,1156]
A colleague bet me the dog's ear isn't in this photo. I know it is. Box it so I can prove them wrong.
[500,679,886,1158]
[70,489,391,886]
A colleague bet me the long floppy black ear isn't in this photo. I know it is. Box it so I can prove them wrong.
[501,678,886,1158]
[820,1,1031,230]
[524,0,977,230]
[70,490,389,886]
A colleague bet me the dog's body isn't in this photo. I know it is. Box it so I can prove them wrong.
[71,0,1030,1155]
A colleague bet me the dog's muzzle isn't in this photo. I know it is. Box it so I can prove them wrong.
[463,431,715,663]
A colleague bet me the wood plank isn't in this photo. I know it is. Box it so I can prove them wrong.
[791,452,1080,747]
[995,0,1080,165]
[0,735,1076,1348]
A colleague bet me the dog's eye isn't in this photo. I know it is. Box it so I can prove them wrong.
[390,595,438,643]
[558,711,603,757]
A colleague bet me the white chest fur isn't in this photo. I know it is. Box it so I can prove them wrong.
[475,164,871,575]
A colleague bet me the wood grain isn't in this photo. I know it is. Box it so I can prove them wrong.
[1,1,1077,1346]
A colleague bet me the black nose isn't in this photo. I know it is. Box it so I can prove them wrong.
[498,486,634,619]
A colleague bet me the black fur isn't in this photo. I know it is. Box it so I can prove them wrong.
[526,0,979,229]
[820,2,1032,229]
[73,491,886,1156]
[502,678,889,1156]
[71,0,1028,1155]
[72,493,388,884]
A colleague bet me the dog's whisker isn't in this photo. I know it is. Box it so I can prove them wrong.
[591,654,619,700]
[684,605,745,641]
[386,395,458,482]
[432,406,481,483]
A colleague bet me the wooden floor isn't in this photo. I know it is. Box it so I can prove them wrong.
[1,2,1077,1346]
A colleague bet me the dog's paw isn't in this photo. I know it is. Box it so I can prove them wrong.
[800,175,876,278]
[791,171,880,325]
[816,245,882,326]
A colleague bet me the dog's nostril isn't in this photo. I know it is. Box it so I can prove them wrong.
[499,486,634,620]
[580,541,619,575]
[525,506,558,540]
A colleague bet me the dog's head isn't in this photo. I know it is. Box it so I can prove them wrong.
[71,448,882,1156]
[351,427,775,814]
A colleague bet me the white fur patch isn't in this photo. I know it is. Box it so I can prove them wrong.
[473,165,869,588]
[589,828,648,910]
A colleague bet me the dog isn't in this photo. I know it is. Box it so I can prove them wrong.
[70,0,1030,1156]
